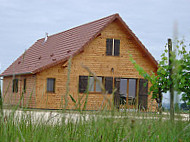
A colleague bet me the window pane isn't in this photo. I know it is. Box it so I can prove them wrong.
[96,77,102,92]
[12,79,18,93]
[114,39,120,56]
[16,79,18,93]
[129,79,136,98]
[120,79,127,97]
[106,39,113,55]
[88,77,94,92]
[49,79,53,91]
[47,78,55,92]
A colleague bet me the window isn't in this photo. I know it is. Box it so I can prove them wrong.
[12,79,18,93]
[79,76,103,93]
[23,78,26,93]
[47,78,55,93]
[106,38,120,56]
[79,76,112,94]
[114,78,137,105]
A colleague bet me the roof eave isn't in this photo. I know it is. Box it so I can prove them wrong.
[0,72,33,77]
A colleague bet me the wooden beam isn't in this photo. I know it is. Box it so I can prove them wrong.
[62,61,68,68]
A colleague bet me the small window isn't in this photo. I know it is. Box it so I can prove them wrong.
[47,78,55,93]
[23,78,26,93]
[106,39,120,56]
[12,79,18,93]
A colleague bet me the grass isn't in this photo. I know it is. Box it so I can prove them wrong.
[0,59,189,142]
[0,109,190,142]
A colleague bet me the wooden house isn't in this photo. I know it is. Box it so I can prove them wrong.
[1,14,158,110]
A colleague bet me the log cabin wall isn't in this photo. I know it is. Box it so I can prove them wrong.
[2,74,36,108]
[35,19,157,111]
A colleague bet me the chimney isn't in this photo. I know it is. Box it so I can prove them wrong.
[44,32,48,43]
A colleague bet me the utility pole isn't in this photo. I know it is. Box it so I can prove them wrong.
[168,38,174,121]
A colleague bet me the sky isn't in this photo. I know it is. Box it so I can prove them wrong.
[0,0,190,103]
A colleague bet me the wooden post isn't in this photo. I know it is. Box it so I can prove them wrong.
[168,38,174,121]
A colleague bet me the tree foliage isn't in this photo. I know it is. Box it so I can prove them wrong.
[130,39,190,106]
[175,40,190,105]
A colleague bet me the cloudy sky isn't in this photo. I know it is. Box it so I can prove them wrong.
[0,0,190,102]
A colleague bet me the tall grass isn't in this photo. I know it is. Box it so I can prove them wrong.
[0,110,189,141]
[0,61,189,142]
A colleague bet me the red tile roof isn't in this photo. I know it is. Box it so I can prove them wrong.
[1,13,158,77]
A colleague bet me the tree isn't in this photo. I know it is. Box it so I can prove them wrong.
[130,39,190,115]
[175,40,190,105]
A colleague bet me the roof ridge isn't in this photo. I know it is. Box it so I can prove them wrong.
[37,13,119,41]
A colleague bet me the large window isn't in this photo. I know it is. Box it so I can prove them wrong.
[47,78,55,93]
[12,79,18,93]
[79,76,113,94]
[106,38,120,56]
[114,78,137,105]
